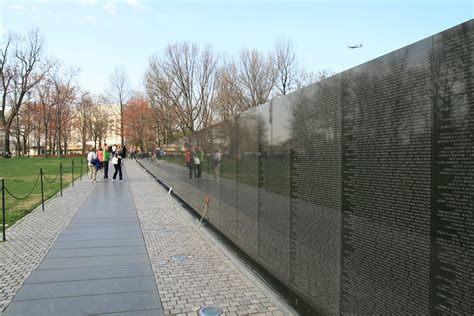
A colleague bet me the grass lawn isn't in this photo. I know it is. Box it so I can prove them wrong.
[0,157,87,227]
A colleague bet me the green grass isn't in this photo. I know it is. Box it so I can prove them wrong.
[0,157,87,227]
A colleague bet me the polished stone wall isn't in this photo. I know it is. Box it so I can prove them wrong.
[140,20,473,315]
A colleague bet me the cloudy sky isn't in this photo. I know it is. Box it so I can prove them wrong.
[1,0,472,95]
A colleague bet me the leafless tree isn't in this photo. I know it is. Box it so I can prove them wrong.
[76,92,93,154]
[50,63,79,156]
[89,104,109,149]
[145,42,218,136]
[214,60,243,120]
[236,48,276,110]
[273,39,299,96]
[36,77,55,156]
[107,66,130,146]
[0,29,47,157]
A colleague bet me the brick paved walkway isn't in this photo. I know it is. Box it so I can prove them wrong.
[128,162,294,315]
[1,162,295,315]
[0,177,94,314]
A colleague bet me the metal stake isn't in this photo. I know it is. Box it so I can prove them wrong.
[40,168,45,212]
[60,163,63,197]
[2,179,6,241]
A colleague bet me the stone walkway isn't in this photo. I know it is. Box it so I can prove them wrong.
[3,168,163,315]
[128,162,294,315]
[1,162,295,315]
[0,177,94,313]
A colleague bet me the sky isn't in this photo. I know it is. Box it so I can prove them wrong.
[0,0,472,96]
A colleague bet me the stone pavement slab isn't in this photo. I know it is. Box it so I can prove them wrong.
[0,177,94,313]
[2,161,296,315]
[128,161,295,315]
[24,263,153,284]
[3,168,164,316]
[4,291,162,316]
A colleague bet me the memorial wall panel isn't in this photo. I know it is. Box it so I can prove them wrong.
[219,118,238,240]
[235,108,259,257]
[138,20,473,315]
[341,38,433,314]
[207,125,223,227]
[431,20,474,315]
[258,98,291,283]
[290,75,341,315]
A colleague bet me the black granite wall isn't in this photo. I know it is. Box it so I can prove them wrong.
[142,20,473,315]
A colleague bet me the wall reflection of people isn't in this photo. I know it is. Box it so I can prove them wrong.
[212,148,221,180]
[190,151,199,180]
[184,150,192,179]
[197,147,204,178]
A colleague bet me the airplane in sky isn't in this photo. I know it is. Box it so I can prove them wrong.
[348,43,363,49]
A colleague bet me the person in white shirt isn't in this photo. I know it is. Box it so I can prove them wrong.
[87,148,97,183]
[212,148,221,180]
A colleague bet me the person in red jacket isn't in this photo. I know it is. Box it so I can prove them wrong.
[184,150,192,179]
[97,147,104,171]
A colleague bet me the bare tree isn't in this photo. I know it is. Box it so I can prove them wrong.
[0,29,47,157]
[50,64,78,156]
[214,60,243,120]
[236,48,276,110]
[107,66,130,147]
[274,39,297,96]
[16,96,37,155]
[76,92,93,154]
[145,42,218,136]
[89,104,109,149]
[36,77,55,156]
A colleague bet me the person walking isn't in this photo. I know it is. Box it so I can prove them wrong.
[97,147,104,171]
[87,148,97,183]
[197,147,204,178]
[112,145,123,183]
[212,148,221,180]
[184,150,192,179]
[103,144,110,179]
[190,151,199,180]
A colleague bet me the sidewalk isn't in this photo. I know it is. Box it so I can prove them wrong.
[3,167,163,315]
[1,162,295,315]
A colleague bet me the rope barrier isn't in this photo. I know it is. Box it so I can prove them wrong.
[42,168,61,184]
[60,165,70,173]
[4,171,41,201]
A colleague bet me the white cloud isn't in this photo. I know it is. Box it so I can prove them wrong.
[126,0,142,8]
[81,14,100,27]
[0,25,5,36]
[103,2,118,16]
[77,0,97,5]
[8,4,25,11]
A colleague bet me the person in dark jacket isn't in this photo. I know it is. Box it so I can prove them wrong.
[112,145,123,182]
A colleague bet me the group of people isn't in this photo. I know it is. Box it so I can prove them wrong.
[184,148,221,181]
[87,144,125,183]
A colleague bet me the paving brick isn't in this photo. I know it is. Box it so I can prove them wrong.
[0,179,94,313]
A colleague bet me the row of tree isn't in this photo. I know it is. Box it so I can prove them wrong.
[0,30,128,157]
[144,40,330,145]
[1,29,329,156]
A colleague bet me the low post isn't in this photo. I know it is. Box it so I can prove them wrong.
[72,160,74,187]
[80,158,83,180]
[40,168,45,212]
[2,179,6,242]
[60,163,63,197]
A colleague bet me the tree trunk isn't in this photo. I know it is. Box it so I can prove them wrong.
[2,127,11,157]
[57,127,61,157]
[43,127,48,157]
[23,136,28,156]
[15,129,21,157]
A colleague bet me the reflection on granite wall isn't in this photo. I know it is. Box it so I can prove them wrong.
[141,20,473,315]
